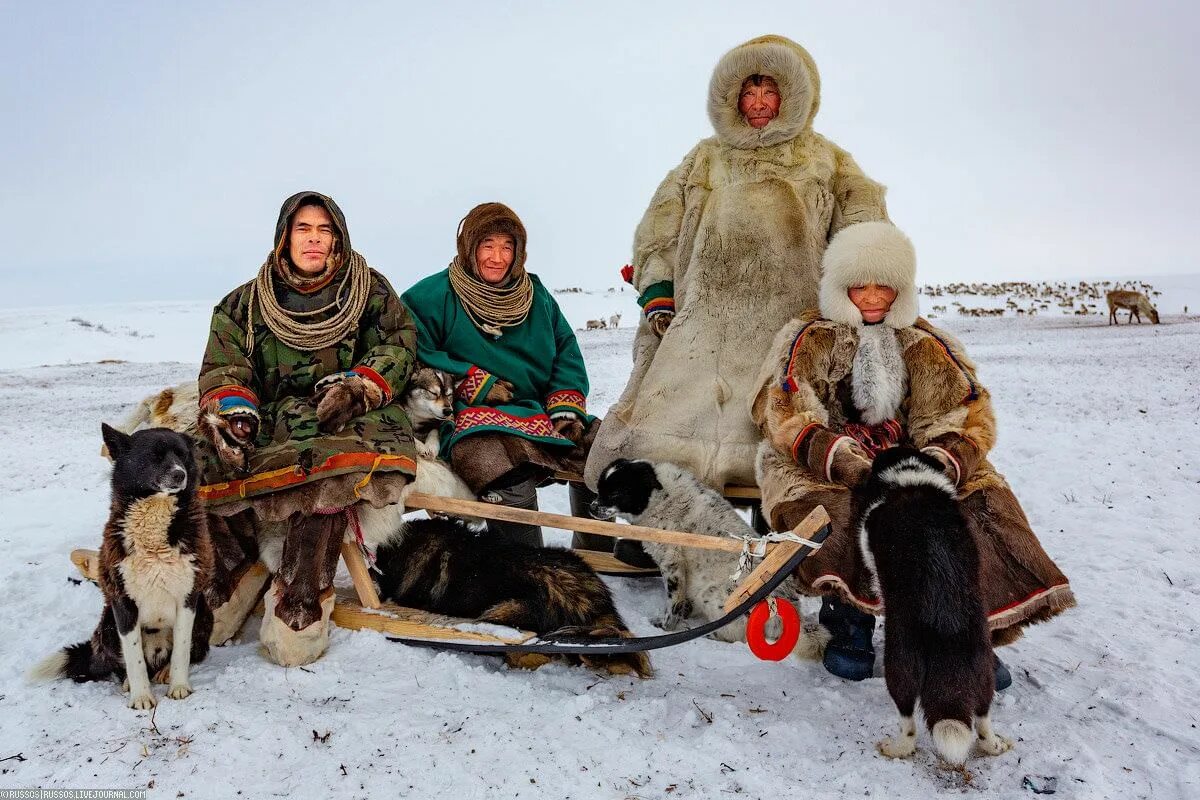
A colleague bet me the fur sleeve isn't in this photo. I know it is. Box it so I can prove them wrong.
[751,317,849,477]
[828,142,889,237]
[631,142,705,297]
[903,324,996,483]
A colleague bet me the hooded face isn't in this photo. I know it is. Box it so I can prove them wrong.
[456,202,528,284]
[288,204,336,276]
[848,284,899,324]
[475,233,516,284]
[819,222,919,329]
[738,76,781,129]
[708,35,821,149]
[271,191,351,284]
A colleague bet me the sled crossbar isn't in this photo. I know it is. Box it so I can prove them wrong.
[404,491,747,554]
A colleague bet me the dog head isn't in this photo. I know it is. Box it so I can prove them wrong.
[592,458,663,522]
[101,423,197,499]
[860,446,956,500]
[402,366,455,428]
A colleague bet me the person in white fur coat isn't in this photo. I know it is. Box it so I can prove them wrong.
[585,34,890,493]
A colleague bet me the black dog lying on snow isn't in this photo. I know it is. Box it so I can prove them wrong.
[373,517,652,678]
[855,447,1011,765]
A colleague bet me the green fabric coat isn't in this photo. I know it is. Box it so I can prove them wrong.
[197,192,417,509]
[401,269,592,453]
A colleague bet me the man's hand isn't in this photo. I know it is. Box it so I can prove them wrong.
[552,416,585,443]
[649,312,674,338]
[483,379,515,405]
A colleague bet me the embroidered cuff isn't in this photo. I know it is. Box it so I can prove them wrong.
[456,365,496,404]
[351,365,393,404]
[790,422,821,464]
[200,385,260,419]
[638,281,675,318]
[823,436,858,483]
[545,389,587,420]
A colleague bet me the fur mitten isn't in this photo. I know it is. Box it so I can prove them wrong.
[313,373,383,433]
[198,401,259,472]
[482,379,515,405]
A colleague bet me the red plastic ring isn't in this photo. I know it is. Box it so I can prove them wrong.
[746,599,801,661]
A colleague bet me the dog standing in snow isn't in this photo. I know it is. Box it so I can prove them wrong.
[33,425,214,709]
[855,447,1011,765]
[592,458,821,655]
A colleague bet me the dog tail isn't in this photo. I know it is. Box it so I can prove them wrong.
[28,641,100,683]
[931,719,974,766]
[551,622,654,679]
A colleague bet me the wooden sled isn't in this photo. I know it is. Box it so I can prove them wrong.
[70,496,828,656]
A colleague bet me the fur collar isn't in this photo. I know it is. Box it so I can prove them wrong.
[851,325,908,424]
[819,222,919,329]
[707,35,820,150]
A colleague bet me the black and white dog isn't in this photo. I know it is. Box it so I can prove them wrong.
[32,425,215,709]
[856,447,1011,765]
[593,459,821,655]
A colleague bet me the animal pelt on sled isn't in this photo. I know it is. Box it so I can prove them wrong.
[593,458,826,657]
[373,517,652,678]
[104,380,480,572]
[31,425,223,709]
[856,447,1011,766]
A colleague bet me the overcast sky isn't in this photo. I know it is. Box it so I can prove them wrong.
[3,1,1197,308]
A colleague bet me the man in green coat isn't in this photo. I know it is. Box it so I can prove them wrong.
[402,202,598,547]
[196,190,417,666]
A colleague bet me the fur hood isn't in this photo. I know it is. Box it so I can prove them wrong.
[818,222,918,329]
[707,35,821,150]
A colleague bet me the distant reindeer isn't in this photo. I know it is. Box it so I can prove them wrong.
[1106,290,1159,325]
[585,319,607,330]
[608,313,622,329]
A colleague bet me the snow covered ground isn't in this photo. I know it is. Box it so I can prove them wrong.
[1,281,1198,799]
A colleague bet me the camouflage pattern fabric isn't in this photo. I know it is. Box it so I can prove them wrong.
[197,202,418,510]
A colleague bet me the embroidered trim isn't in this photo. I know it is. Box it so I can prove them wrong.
[790,422,820,464]
[455,365,494,404]
[351,365,393,404]
[637,280,674,307]
[452,406,569,441]
[779,321,817,392]
[545,389,586,418]
[643,298,676,318]
[200,384,260,410]
[198,451,416,503]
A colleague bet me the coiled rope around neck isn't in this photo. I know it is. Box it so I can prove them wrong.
[448,257,533,337]
[245,251,372,354]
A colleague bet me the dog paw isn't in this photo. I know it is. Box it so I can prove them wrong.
[152,665,171,684]
[128,691,157,710]
[415,441,436,459]
[976,733,1013,756]
[877,736,917,759]
[167,683,193,700]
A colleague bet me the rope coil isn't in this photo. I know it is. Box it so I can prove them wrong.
[245,251,373,354]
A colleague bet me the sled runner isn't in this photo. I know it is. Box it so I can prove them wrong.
[71,500,829,657]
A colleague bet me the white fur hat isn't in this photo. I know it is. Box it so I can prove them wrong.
[818,222,918,329]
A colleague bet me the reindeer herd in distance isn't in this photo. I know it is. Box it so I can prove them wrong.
[922,279,1170,325]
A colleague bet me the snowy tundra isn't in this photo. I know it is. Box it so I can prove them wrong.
[0,282,1198,799]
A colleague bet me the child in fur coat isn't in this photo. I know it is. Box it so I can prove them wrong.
[751,222,1074,683]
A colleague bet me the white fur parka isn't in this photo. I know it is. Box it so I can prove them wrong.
[586,35,890,490]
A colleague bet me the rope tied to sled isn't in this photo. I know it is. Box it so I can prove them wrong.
[727,529,824,581]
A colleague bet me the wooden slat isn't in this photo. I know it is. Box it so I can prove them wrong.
[340,541,382,609]
[721,506,830,613]
[553,471,762,502]
[575,549,660,576]
[331,589,534,645]
[405,491,747,554]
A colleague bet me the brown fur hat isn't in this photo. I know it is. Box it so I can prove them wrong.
[456,202,528,283]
